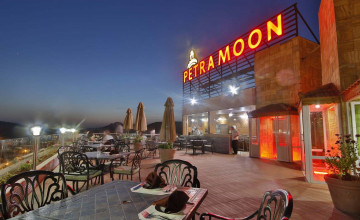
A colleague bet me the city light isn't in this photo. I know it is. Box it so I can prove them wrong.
[190,98,197,105]
[229,85,238,95]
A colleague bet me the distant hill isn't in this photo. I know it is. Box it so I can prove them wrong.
[81,122,124,134]
[82,121,183,135]
[0,121,28,139]
[147,121,182,135]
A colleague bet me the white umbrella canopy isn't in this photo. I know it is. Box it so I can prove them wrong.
[159,97,177,143]
[123,108,133,131]
[135,102,147,132]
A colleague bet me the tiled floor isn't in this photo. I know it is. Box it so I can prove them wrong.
[81,150,356,220]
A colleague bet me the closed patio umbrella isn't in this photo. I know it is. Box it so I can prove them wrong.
[135,102,147,132]
[123,108,133,131]
[159,97,177,143]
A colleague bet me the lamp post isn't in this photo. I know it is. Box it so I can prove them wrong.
[31,126,42,170]
[60,127,66,146]
[70,128,76,142]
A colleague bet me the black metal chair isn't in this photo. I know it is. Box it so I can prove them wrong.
[191,140,205,155]
[200,189,293,220]
[59,151,104,193]
[110,149,143,181]
[154,159,200,187]
[145,140,157,158]
[1,170,74,219]
[203,140,214,154]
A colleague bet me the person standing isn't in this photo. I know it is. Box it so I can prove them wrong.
[231,126,240,154]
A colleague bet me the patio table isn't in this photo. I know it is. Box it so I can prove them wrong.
[189,140,207,155]
[10,180,208,220]
[85,151,132,166]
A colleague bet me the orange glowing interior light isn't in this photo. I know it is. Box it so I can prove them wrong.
[267,14,283,41]
[218,45,231,65]
[314,171,328,175]
[248,29,262,49]
[260,117,277,159]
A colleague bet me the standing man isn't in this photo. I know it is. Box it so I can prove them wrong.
[231,126,240,154]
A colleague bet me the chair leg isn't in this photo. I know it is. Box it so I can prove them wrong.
[86,180,89,190]
[131,174,133,181]
[139,171,141,181]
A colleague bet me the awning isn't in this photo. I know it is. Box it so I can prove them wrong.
[299,83,340,105]
[342,78,360,101]
[248,103,298,118]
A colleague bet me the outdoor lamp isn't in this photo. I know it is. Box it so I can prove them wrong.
[229,85,238,95]
[31,126,42,136]
[60,127,66,134]
[70,128,76,141]
[31,126,42,170]
[190,98,197,105]
[60,127,66,147]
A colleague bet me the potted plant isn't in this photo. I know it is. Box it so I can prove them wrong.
[158,142,176,163]
[134,135,143,151]
[324,134,360,217]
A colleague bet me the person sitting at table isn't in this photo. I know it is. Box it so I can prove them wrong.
[87,131,95,141]
[231,126,240,155]
[102,130,114,144]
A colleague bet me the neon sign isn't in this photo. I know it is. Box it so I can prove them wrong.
[183,14,283,83]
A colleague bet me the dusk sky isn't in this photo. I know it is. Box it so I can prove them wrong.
[0,0,321,128]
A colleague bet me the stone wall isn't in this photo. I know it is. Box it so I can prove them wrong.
[319,0,340,89]
[254,37,322,108]
[319,0,360,91]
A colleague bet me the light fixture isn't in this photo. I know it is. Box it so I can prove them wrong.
[201,118,208,122]
[240,113,248,119]
[315,104,320,109]
[70,128,76,133]
[30,126,42,170]
[31,126,42,136]
[190,98,197,105]
[229,113,233,117]
[191,119,195,122]
[229,85,238,95]
[60,127,67,134]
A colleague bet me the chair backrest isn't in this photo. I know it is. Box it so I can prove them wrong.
[192,140,204,147]
[59,151,90,176]
[256,189,293,220]
[117,143,130,152]
[155,159,200,188]
[145,140,156,150]
[131,150,143,170]
[1,170,69,219]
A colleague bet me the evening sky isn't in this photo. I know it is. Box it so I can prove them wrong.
[0,0,321,128]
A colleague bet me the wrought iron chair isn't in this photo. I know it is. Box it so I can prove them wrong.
[154,159,200,187]
[200,189,293,220]
[145,140,157,158]
[191,140,205,155]
[105,143,131,177]
[110,149,143,181]
[203,140,214,154]
[59,151,104,193]
[1,170,74,219]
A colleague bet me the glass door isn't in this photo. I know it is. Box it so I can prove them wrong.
[351,102,360,146]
